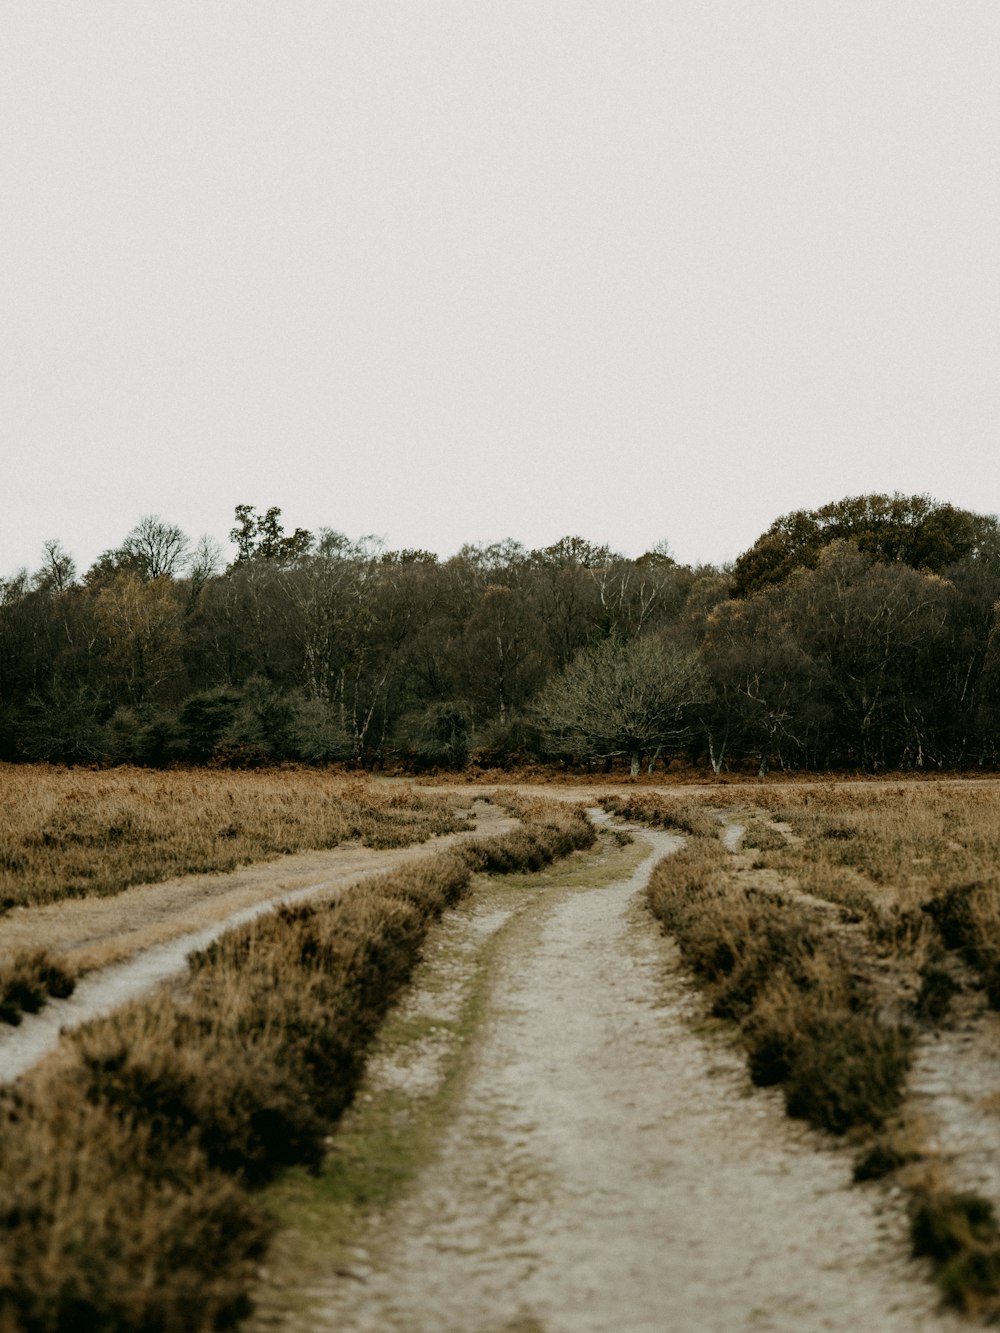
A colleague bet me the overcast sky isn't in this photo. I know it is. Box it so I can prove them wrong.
[2,2,997,577]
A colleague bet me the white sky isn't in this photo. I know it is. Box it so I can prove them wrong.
[2,2,998,577]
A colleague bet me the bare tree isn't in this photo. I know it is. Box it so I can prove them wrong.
[534,631,706,775]
[188,535,223,602]
[35,540,76,592]
[120,516,190,580]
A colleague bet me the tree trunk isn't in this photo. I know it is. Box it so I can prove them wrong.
[708,733,726,776]
[630,750,640,777]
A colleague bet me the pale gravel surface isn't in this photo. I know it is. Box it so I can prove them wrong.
[288,827,959,1333]
[910,990,1000,1212]
[0,803,512,1086]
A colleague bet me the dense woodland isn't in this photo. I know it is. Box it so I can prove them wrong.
[2,493,1000,775]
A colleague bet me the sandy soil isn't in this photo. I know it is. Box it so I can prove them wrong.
[255,823,959,1333]
[0,801,512,1086]
[910,986,1000,1213]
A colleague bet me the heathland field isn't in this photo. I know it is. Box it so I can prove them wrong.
[1,770,1000,1329]
[0,764,469,912]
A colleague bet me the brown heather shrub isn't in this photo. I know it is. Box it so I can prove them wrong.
[599,792,719,838]
[782,1013,909,1134]
[910,1190,1000,1317]
[852,1123,923,1182]
[0,799,595,1333]
[741,782,1000,908]
[646,837,908,1135]
[737,817,788,852]
[922,880,1000,1009]
[70,858,472,1189]
[473,791,596,871]
[738,782,1000,1005]
[0,1096,269,1333]
[0,953,75,1027]
[0,766,466,913]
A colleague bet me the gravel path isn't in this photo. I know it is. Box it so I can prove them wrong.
[0,803,512,1086]
[268,827,958,1333]
[910,987,1000,1213]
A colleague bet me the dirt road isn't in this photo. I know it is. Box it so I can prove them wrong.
[0,801,512,1086]
[254,824,958,1333]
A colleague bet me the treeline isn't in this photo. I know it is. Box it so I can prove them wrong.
[2,494,999,774]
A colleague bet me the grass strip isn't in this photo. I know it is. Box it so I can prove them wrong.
[0,798,594,1333]
[644,838,909,1136]
[598,792,719,838]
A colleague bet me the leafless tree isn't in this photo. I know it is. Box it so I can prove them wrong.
[535,631,706,775]
[121,516,190,580]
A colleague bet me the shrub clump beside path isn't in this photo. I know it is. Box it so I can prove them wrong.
[0,797,595,1333]
[598,792,719,839]
[637,783,1000,1318]
[0,952,76,1027]
[643,832,909,1136]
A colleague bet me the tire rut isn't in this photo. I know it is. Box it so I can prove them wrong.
[255,826,959,1333]
[0,804,513,1087]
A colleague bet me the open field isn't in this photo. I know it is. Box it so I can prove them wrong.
[0,765,465,913]
[0,766,468,1028]
[0,787,595,1332]
[2,770,1000,1327]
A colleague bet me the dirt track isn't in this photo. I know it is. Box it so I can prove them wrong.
[3,784,988,1326]
[253,823,959,1333]
[0,801,513,1086]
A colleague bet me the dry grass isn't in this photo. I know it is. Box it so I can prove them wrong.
[0,765,466,913]
[645,840,909,1135]
[0,797,596,1333]
[739,782,1000,1005]
[597,792,720,838]
[643,778,1000,1315]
